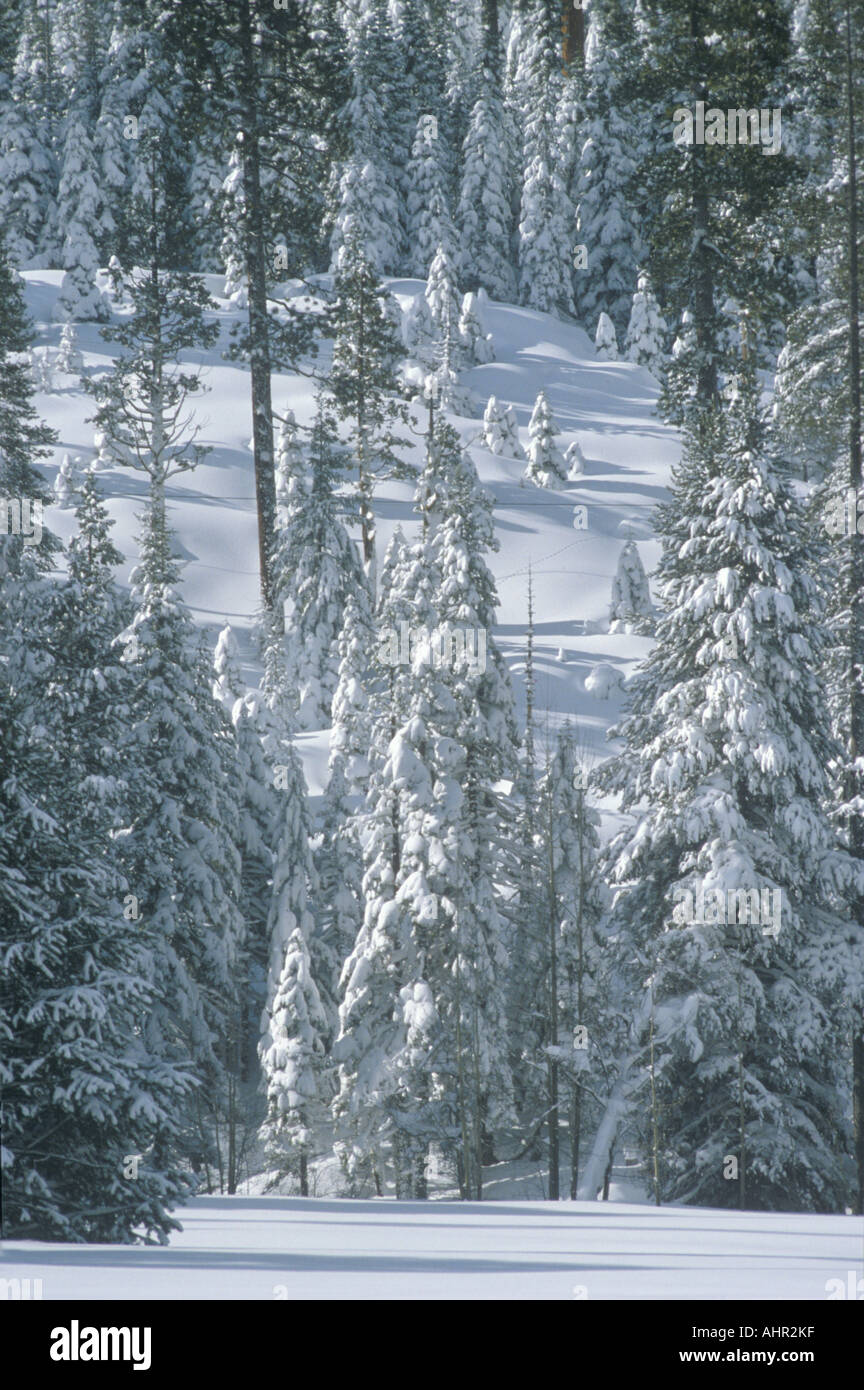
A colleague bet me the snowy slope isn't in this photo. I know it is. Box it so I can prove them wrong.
[3,1197,861,1301]
[26,270,679,804]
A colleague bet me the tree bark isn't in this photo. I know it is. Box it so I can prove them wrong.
[238,0,279,617]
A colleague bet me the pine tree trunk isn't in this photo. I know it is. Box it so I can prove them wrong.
[547,787,560,1201]
[648,984,662,1206]
[238,0,278,616]
[689,4,718,411]
[299,1152,308,1198]
[602,1136,616,1201]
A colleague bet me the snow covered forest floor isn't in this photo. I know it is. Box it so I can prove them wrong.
[4,1192,861,1301]
[30,267,672,803]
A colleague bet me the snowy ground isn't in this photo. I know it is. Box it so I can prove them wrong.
[3,1196,861,1301]
[27,269,678,818]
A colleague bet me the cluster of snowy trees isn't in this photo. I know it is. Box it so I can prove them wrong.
[3,0,864,1235]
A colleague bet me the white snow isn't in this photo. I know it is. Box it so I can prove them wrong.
[24,270,677,813]
[2,1196,860,1301]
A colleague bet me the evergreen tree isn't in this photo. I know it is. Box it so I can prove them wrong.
[405,109,456,277]
[609,539,654,633]
[55,104,109,322]
[330,586,376,788]
[457,81,516,299]
[595,312,619,360]
[625,270,668,375]
[0,253,192,1243]
[259,926,329,1196]
[516,1,575,317]
[574,2,649,339]
[326,231,412,579]
[539,725,605,1200]
[276,396,368,731]
[483,395,525,459]
[597,370,859,1211]
[56,321,84,375]
[524,388,567,486]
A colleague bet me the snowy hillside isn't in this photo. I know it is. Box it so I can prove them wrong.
[29,268,676,799]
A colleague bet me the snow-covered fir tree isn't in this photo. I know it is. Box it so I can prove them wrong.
[597,368,860,1211]
[524,388,567,486]
[0,248,192,1241]
[595,312,619,360]
[276,396,369,731]
[459,289,495,365]
[574,2,649,340]
[457,80,516,299]
[625,270,667,376]
[483,395,526,460]
[405,109,456,278]
[55,321,84,375]
[274,409,305,529]
[609,538,654,633]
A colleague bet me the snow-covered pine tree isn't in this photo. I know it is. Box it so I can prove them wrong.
[483,395,526,460]
[594,312,619,360]
[625,270,667,375]
[315,754,364,988]
[327,1,404,274]
[326,230,412,580]
[424,244,466,365]
[0,68,55,267]
[212,621,244,708]
[538,724,605,1200]
[597,367,859,1211]
[609,539,654,634]
[211,620,278,1088]
[259,925,329,1196]
[56,321,84,375]
[405,109,456,278]
[276,395,369,731]
[0,250,193,1243]
[330,586,376,787]
[117,494,247,1185]
[274,409,305,529]
[426,438,520,1190]
[573,2,649,340]
[459,289,495,365]
[55,104,109,322]
[457,79,516,299]
[515,2,575,317]
[524,388,567,486]
[257,615,335,1184]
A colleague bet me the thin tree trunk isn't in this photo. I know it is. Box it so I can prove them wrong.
[238,0,278,616]
[648,983,661,1206]
[689,4,718,412]
[546,776,560,1201]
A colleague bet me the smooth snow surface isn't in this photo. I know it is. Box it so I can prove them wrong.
[3,1198,861,1301]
